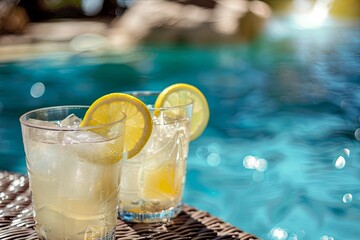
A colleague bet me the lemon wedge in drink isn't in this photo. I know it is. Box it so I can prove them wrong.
[155,83,209,141]
[81,93,152,159]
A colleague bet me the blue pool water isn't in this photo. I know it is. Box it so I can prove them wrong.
[1,18,359,239]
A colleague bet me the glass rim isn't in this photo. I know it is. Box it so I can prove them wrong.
[19,105,127,131]
[126,90,194,111]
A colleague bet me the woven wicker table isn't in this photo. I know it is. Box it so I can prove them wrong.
[0,171,258,240]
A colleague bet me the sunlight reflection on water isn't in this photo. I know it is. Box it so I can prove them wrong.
[0,15,359,239]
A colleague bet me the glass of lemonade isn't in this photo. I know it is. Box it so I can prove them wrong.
[118,91,193,223]
[19,106,126,240]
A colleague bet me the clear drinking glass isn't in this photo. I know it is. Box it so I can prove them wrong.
[19,106,126,240]
[118,91,193,223]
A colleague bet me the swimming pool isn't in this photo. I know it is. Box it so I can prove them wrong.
[0,18,359,239]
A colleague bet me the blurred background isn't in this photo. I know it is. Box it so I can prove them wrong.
[1,0,360,239]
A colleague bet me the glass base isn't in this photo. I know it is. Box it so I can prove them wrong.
[118,204,182,223]
[100,229,115,240]
[37,226,115,240]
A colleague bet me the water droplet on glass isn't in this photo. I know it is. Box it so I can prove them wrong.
[30,82,45,98]
[342,193,352,203]
[334,156,346,169]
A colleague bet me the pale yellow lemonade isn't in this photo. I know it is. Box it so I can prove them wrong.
[120,113,191,217]
[22,112,125,240]
[118,84,209,223]
[21,94,152,239]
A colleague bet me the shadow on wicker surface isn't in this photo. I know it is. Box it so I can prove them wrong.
[0,171,258,240]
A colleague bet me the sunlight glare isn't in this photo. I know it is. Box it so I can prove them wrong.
[293,0,334,29]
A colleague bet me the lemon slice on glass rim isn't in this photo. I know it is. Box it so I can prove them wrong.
[81,93,153,159]
[154,83,209,141]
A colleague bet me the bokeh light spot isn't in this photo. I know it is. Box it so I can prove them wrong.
[208,143,221,154]
[243,155,257,169]
[320,235,334,240]
[269,227,288,240]
[296,230,306,238]
[293,0,332,29]
[255,158,268,172]
[342,193,352,203]
[355,128,360,141]
[343,148,350,157]
[207,153,221,167]
[243,155,268,172]
[81,0,103,16]
[334,156,346,169]
[30,82,45,98]
[195,146,208,159]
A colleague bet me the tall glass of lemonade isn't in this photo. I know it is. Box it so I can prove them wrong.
[20,106,126,240]
[118,91,194,223]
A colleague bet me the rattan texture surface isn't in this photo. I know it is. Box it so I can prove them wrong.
[0,171,259,240]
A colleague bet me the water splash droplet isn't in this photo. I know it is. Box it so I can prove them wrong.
[342,193,352,203]
[334,156,346,169]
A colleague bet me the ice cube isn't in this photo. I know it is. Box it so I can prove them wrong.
[121,161,141,191]
[58,156,102,200]
[27,141,62,177]
[63,130,105,144]
[120,160,142,206]
[142,130,180,171]
[27,118,58,127]
[60,114,82,128]
[26,120,61,143]
[145,122,176,150]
